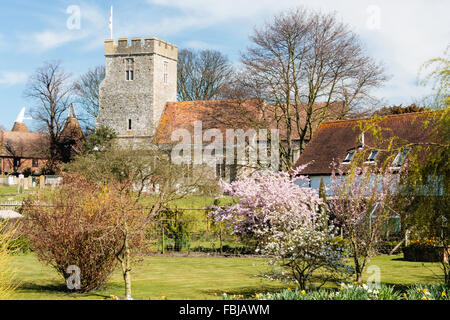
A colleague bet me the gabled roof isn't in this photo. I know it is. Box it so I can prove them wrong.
[0,130,50,158]
[153,99,347,144]
[293,111,438,175]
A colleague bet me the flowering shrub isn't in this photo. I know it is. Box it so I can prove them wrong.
[211,167,350,289]
[328,164,399,283]
[259,222,352,290]
[223,283,449,300]
[21,173,146,293]
[209,166,321,248]
[408,238,441,248]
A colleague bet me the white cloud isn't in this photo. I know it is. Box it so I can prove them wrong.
[0,71,28,86]
[145,0,449,105]
[21,3,107,52]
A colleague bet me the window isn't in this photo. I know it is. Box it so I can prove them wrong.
[125,58,134,81]
[216,163,226,179]
[163,61,168,84]
[14,158,21,168]
[366,150,378,162]
[392,147,410,167]
[343,150,355,163]
[128,119,132,130]
[32,159,39,168]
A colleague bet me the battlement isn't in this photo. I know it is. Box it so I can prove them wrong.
[104,37,178,60]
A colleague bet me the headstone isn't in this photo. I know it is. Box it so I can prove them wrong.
[7,176,15,186]
[23,177,30,190]
[17,175,25,194]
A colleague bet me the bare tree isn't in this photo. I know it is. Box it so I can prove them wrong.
[73,65,105,128]
[24,61,73,173]
[240,7,388,169]
[177,48,235,101]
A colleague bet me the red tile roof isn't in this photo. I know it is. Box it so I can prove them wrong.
[154,99,346,144]
[293,112,438,175]
[0,130,50,159]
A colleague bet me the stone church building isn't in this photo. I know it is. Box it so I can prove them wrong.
[96,37,347,181]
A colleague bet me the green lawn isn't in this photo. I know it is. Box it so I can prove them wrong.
[0,185,39,202]
[8,253,444,300]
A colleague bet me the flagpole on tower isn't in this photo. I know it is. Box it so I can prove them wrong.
[109,5,113,39]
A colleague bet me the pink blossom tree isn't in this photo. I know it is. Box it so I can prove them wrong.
[328,163,399,283]
[209,166,321,248]
[210,167,351,288]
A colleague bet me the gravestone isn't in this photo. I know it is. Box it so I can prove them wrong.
[39,175,45,189]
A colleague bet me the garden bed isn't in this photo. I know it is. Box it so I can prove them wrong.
[403,245,449,263]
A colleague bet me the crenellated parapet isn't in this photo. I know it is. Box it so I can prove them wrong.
[104,37,178,60]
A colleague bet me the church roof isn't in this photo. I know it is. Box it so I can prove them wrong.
[153,99,346,144]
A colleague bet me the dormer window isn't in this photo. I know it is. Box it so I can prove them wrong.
[366,150,378,162]
[343,150,355,163]
[392,147,410,167]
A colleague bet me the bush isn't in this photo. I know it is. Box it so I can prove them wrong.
[0,219,19,299]
[224,283,450,300]
[403,238,449,262]
[8,235,31,254]
[21,174,139,293]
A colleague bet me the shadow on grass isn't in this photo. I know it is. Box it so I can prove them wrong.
[16,281,116,299]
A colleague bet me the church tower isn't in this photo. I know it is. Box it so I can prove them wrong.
[96,37,178,146]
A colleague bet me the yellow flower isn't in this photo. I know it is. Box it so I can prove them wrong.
[417,288,421,292]
[403,293,407,297]
[423,289,428,293]
[287,288,291,291]
[161,296,166,300]
[301,290,306,295]
[442,292,446,297]
[354,281,358,285]
[421,296,427,300]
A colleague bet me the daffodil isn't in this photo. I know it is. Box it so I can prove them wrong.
[301,290,306,295]
[442,292,446,297]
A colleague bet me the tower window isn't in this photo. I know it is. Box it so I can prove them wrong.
[128,119,132,130]
[125,58,134,81]
[163,61,168,84]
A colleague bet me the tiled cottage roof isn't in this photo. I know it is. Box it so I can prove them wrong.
[0,130,50,159]
[293,111,438,175]
[154,99,347,144]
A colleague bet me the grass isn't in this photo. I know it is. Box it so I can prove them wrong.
[8,253,444,300]
[0,185,39,202]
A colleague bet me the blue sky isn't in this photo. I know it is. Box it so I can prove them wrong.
[0,0,449,130]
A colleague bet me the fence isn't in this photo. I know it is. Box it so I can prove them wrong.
[145,208,249,254]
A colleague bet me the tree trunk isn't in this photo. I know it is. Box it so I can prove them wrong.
[121,230,133,300]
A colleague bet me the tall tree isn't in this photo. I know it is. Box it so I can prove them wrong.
[24,61,73,173]
[419,44,450,109]
[177,48,234,101]
[73,65,105,128]
[240,7,387,169]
